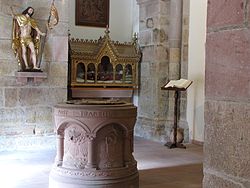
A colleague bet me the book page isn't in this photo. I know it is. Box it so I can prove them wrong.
[164,79,192,89]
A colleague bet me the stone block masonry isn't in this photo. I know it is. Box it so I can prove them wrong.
[136,0,189,143]
[204,0,250,187]
[0,0,69,151]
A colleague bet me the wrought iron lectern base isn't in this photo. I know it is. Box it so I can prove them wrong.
[164,142,186,149]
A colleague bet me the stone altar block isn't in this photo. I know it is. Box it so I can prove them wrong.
[49,100,138,188]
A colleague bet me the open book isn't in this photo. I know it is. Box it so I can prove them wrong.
[163,79,192,90]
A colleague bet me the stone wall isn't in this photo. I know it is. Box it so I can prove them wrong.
[0,0,69,150]
[180,0,190,140]
[204,0,250,187]
[135,0,189,142]
[135,0,170,142]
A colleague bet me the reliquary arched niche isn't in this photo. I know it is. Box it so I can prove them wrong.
[69,29,141,99]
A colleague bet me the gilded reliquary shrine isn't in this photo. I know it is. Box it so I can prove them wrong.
[69,29,141,98]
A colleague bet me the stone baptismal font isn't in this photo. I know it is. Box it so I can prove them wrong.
[49,99,139,188]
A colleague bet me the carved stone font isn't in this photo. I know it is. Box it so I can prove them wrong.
[49,101,138,188]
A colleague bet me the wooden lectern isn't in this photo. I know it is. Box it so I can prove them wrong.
[161,79,193,149]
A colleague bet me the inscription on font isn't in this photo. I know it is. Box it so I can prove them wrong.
[57,109,111,118]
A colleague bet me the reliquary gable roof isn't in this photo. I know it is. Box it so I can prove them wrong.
[69,29,141,61]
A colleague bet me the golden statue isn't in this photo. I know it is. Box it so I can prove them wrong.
[11,6,46,71]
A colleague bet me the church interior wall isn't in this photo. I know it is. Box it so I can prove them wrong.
[1,1,249,187]
[0,0,207,149]
[69,0,135,42]
[0,0,69,150]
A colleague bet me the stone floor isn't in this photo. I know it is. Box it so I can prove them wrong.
[0,137,203,188]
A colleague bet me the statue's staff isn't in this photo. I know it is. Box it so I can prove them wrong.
[37,0,59,67]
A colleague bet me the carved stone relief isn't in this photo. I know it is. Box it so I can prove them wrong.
[63,124,88,169]
[96,124,124,169]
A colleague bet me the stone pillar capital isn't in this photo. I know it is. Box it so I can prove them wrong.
[86,133,96,141]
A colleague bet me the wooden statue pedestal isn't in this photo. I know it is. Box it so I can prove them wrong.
[49,100,138,188]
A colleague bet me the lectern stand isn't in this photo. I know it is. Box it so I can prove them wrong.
[161,79,192,149]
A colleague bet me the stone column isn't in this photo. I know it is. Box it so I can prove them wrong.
[135,0,170,142]
[85,135,97,169]
[124,131,135,165]
[204,0,250,187]
[167,0,189,141]
[136,0,187,142]
[56,133,64,166]
[167,0,183,122]
[181,0,190,141]
[168,0,182,80]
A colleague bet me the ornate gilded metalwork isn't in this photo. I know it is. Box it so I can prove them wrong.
[69,28,141,98]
